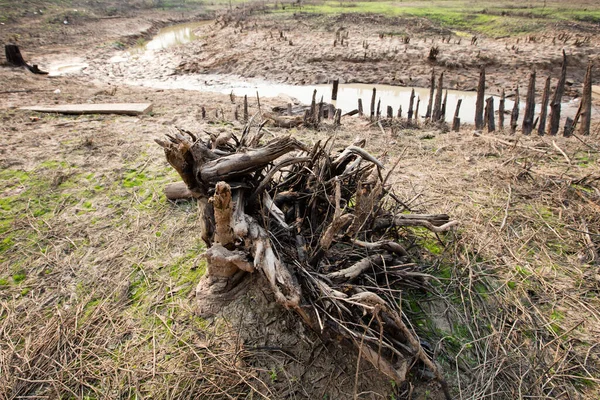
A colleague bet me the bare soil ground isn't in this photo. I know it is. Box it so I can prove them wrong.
[1,1,600,399]
[177,10,600,97]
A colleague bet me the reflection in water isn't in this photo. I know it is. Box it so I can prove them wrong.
[143,21,209,51]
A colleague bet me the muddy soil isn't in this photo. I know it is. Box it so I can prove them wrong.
[175,12,600,97]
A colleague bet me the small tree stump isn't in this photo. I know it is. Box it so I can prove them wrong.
[548,50,567,135]
[475,67,486,130]
[537,76,551,135]
[522,71,536,135]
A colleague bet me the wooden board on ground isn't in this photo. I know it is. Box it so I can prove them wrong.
[20,103,153,116]
[592,85,600,99]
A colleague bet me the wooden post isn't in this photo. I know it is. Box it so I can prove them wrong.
[432,72,444,122]
[475,67,485,130]
[498,90,505,131]
[317,96,324,126]
[334,108,342,126]
[331,79,339,101]
[201,106,206,119]
[510,86,520,134]
[578,62,593,136]
[256,91,261,114]
[244,95,249,121]
[548,50,567,135]
[440,90,448,122]
[535,77,550,135]
[358,98,363,116]
[370,88,376,120]
[486,97,495,132]
[563,117,574,137]
[329,104,336,120]
[522,71,536,135]
[425,69,435,119]
[397,106,402,119]
[287,103,293,116]
[414,98,420,124]
[452,99,462,132]
[407,88,415,121]
[309,89,317,125]
[387,105,393,119]
[376,99,381,120]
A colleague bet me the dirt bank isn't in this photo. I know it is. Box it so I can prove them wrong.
[176,11,600,97]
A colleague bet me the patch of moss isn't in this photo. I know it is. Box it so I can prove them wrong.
[12,272,26,284]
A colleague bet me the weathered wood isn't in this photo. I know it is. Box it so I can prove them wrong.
[164,182,194,200]
[5,44,27,67]
[578,62,593,136]
[358,98,363,116]
[498,89,505,130]
[425,69,435,119]
[343,109,359,117]
[414,98,420,124]
[548,50,567,135]
[563,117,574,137]
[432,72,444,122]
[5,44,48,74]
[376,99,381,120]
[287,102,292,116]
[510,86,520,134]
[203,138,304,183]
[440,90,448,122]
[486,97,495,132]
[20,103,153,116]
[212,182,235,246]
[537,76,551,135]
[452,98,462,132]
[397,106,402,119]
[244,95,249,121]
[370,88,377,120]
[334,108,342,126]
[387,105,393,119]
[331,79,339,101]
[475,67,485,129]
[407,88,415,121]
[522,71,536,135]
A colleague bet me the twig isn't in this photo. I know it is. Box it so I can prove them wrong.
[552,140,571,164]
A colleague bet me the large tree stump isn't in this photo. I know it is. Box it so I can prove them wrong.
[156,122,457,397]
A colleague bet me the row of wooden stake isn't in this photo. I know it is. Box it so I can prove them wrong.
[331,51,594,136]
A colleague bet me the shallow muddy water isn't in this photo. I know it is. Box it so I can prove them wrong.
[141,21,211,51]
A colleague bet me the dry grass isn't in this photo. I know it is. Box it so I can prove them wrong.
[1,64,600,398]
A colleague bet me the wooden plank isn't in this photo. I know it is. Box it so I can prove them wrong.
[592,85,600,98]
[20,103,153,116]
